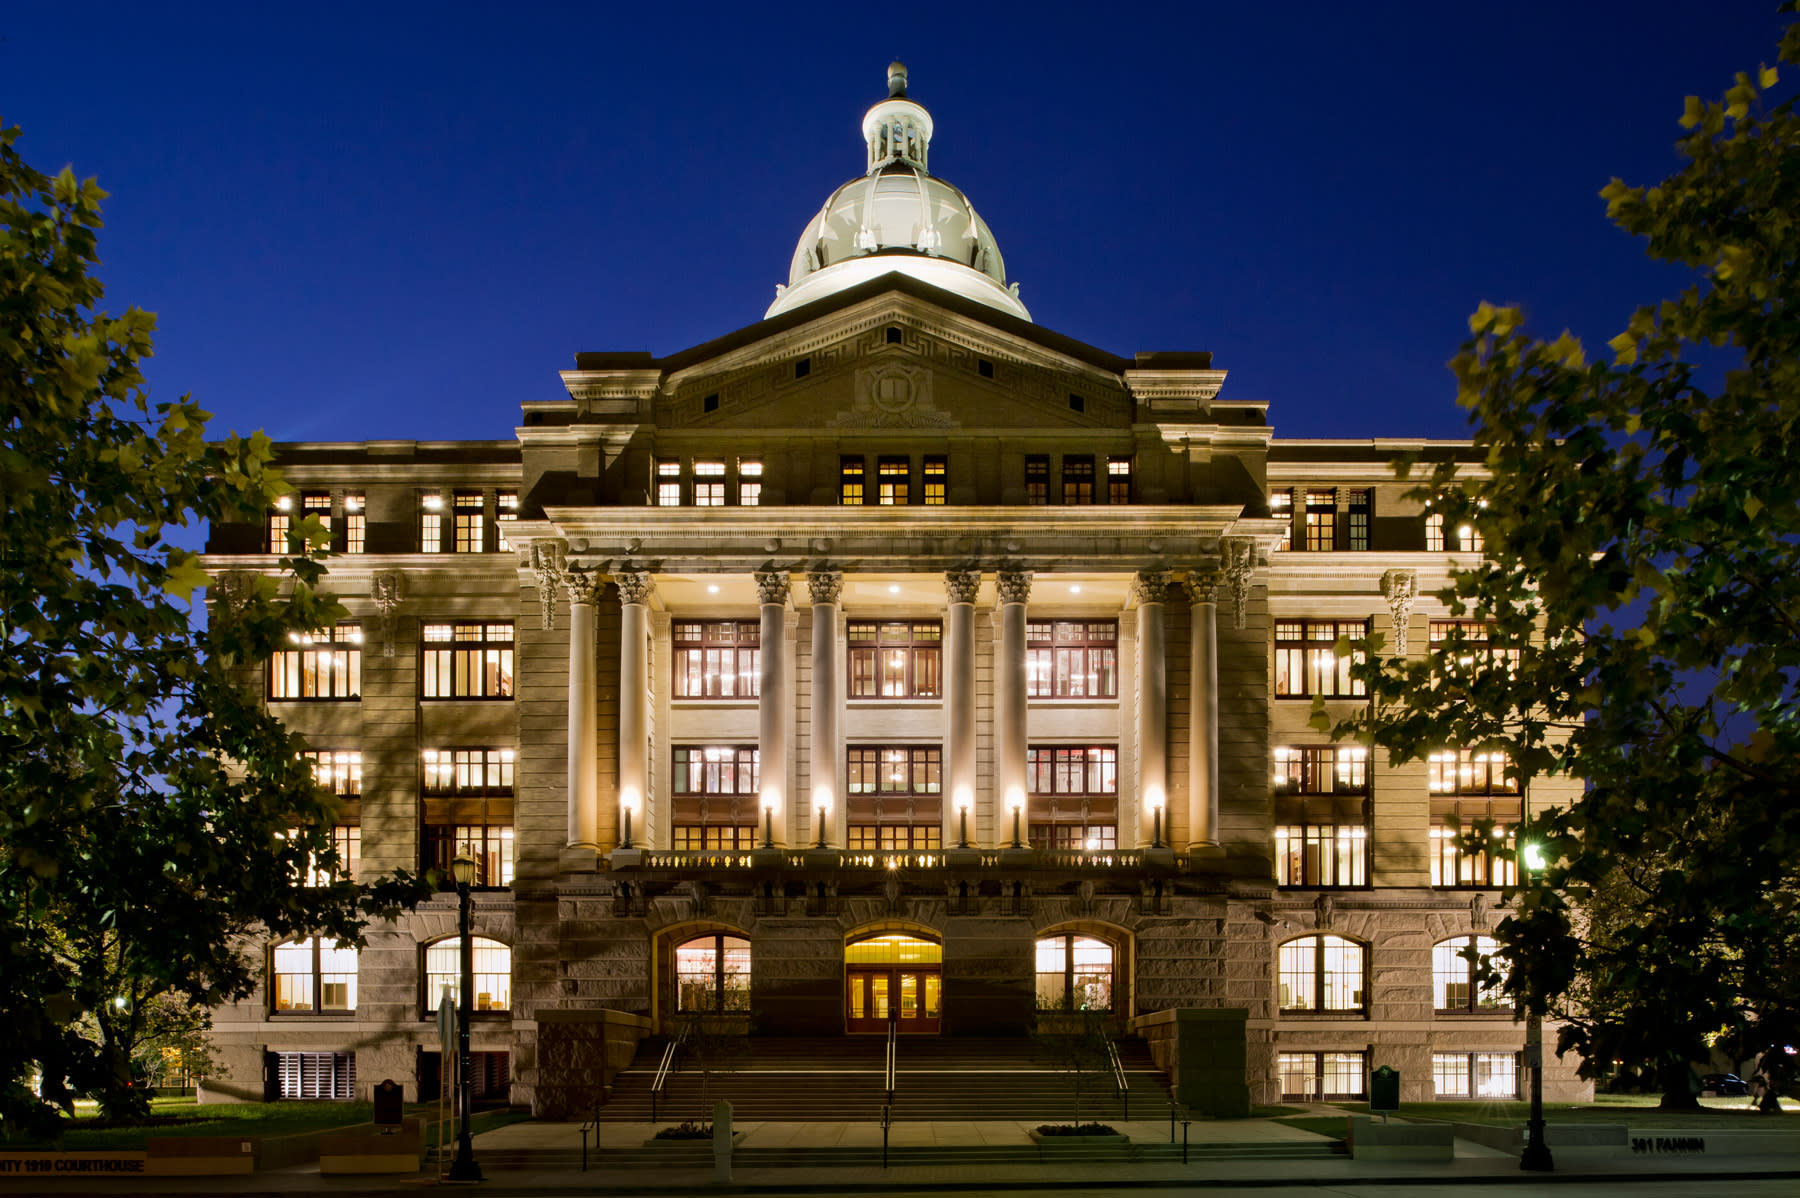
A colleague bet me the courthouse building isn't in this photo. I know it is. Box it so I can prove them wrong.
[202,64,1584,1113]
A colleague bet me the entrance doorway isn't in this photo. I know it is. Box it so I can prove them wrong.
[845,933,941,1034]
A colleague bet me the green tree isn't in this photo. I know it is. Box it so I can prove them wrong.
[1333,19,1800,1111]
[0,122,427,1136]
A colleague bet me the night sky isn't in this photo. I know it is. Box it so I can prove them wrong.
[3,2,1789,446]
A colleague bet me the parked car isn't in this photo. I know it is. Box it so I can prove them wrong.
[1700,1073,1749,1096]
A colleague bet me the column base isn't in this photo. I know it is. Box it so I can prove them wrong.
[998,846,1037,868]
[607,848,645,870]
[1140,847,1178,868]
[1186,842,1228,864]
[751,847,789,868]
[943,847,986,869]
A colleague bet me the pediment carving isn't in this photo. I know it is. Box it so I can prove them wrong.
[830,363,953,428]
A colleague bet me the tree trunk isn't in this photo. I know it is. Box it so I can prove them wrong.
[1656,1058,1700,1111]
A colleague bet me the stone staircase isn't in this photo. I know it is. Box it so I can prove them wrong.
[597,1034,1173,1124]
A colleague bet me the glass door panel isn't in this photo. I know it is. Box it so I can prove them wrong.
[899,973,918,1020]
[870,975,889,1020]
[923,974,941,1020]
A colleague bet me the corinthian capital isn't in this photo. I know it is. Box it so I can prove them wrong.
[995,570,1032,606]
[563,563,605,607]
[807,570,844,606]
[1185,562,1223,605]
[615,570,654,607]
[943,569,980,605]
[1132,569,1170,606]
[754,569,791,606]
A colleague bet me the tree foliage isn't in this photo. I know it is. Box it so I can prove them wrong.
[0,122,427,1136]
[1335,20,1800,1109]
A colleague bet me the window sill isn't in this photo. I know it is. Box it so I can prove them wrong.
[419,1010,512,1021]
[269,1011,359,1019]
[1276,1009,1370,1020]
[1434,1009,1516,1019]
[672,699,759,707]
[1274,884,1373,892]
[847,698,943,707]
[419,697,516,703]
[269,697,363,704]
[1025,698,1119,707]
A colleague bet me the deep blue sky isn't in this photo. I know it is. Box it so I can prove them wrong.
[3,2,1788,445]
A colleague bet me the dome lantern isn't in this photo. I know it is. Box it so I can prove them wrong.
[768,64,1030,322]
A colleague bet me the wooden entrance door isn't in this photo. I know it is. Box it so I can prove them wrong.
[846,966,941,1033]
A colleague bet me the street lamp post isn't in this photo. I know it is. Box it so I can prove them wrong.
[448,852,484,1183]
[1519,839,1553,1173]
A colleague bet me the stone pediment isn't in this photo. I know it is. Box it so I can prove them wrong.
[657,299,1131,433]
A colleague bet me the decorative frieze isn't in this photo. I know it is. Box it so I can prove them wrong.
[1220,537,1257,630]
[1381,568,1419,653]
[371,571,405,658]
[528,539,568,630]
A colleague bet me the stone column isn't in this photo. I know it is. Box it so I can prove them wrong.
[615,570,654,849]
[1187,567,1222,850]
[564,566,602,850]
[1134,570,1170,848]
[995,569,1032,846]
[807,570,843,847]
[755,569,791,848]
[944,570,980,847]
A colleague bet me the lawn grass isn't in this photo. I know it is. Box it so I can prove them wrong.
[13,1100,376,1151]
[1272,1115,1349,1140]
[1328,1097,1792,1128]
[1248,1104,1310,1118]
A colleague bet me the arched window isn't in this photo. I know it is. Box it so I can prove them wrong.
[675,934,750,1012]
[1035,934,1114,1012]
[425,937,512,1013]
[1433,935,1509,1012]
[272,937,357,1013]
[1277,934,1365,1012]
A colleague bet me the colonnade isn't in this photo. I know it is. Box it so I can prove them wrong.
[556,561,1229,855]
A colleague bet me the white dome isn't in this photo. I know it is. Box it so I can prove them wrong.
[767,66,1029,322]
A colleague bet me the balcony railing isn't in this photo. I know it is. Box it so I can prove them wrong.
[632,847,1152,871]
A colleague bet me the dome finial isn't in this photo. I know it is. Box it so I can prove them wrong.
[887,61,908,98]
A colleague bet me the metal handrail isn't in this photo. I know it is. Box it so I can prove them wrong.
[649,1022,690,1122]
[1106,1037,1130,1121]
[884,1019,898,1107]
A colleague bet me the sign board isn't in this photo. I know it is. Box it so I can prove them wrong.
[1369,1065,1400,1113]
[373,1080,404,1128]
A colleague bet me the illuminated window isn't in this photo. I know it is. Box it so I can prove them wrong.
[1348,489,1371,551]
[738,459,762,507]
[1026,746,1117,850]
[878,457,909,505]
[422,747,514,886]
[846,746,942,850]
[847,620,940,698]
[272,937,358,1013]
[453,491,484,553]
[425,937,512,1013]
[693,460,726,506]
[1026,621,1117,698]
[1025,455,1049,504]
[1458,522,1484,553]
[1273,746,1369,887]
[839,457,865,505]
[1278,934,1365,1012]
[1425,511,1445,551]
[1429,621,1520,674]
[673,621,760,698]
[270,624,363,700]
[495,490,518,551]
[1269,488,1293,551]
[922,456,946,504]
[1035,934,1114,1011]
[344,493,366,554]
[1434,935,1510,1012]
[1279,1052,1366,1101]
[419,493,444,552]
[1304,489,1336,550]
[1430,794,1521,888]
[1433,1052,1519,1099]
[1107,456,1132,504]
[672,745,759,850]
[674,934,750,1012]
[1062,456,1095,504]
[301,492,332,543]
[1273,620,1367,698]
[657,460,682,506]
[1428,748,1518,796]
[302,749,362,796]
[421,622,514,699]
[266,496,291,553]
